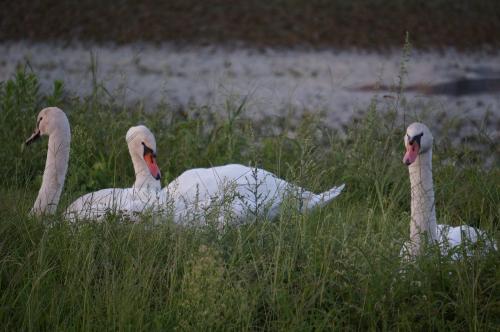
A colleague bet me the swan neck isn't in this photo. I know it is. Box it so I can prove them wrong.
[408,150,437,256]
[130,152,160,192]
[33,125,70,215]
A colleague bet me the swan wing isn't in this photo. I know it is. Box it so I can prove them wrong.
[65,188,161,221]
[165,164,345,223]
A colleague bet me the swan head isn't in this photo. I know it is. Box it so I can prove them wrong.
[25,107,69,145]
[126,125,161,181]
[403,122,433,166]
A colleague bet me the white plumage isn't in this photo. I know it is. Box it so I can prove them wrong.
[401,122,497,260]
[25,109,162,220]
[164,164,345,226]
[65,125,163,221]
[26,108,344,226]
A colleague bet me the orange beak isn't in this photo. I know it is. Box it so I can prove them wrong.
[144,152,161,180]
[403,142,419,166]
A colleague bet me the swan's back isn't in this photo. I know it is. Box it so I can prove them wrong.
[166,164,289,199]
[65,188,161,221]
[165,163,344,224]
[437,224,498,259]
[165,164,298,222]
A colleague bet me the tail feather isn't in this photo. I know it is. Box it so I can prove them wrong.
[319,183,345,204]
[301,183,345,211]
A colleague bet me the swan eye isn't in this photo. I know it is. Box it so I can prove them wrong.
[142,143,154,157]
[414,133,424,146]
[408,132,423,146]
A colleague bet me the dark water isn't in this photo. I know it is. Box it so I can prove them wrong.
[354,78,500,96]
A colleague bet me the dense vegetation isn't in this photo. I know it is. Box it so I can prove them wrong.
[0,68,498,330]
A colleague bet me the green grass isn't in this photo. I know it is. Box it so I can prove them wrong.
[0,68,499,331]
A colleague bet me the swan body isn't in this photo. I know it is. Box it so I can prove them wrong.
[64,187,163,221]
[65,125,162,221]
[25,107,71,216]
[26,109,343,225]
[164,164,344,225]
[402,122,497,260]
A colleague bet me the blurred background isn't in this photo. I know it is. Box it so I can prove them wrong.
[1,0,499,136]
[2,0,500,49]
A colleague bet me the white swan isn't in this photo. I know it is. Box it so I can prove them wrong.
[164,164,345,225]
[25,107,163,220]
[25,107,342,225]
[65,125,162,221]
[402,122,497,259]
[25,107,71,216]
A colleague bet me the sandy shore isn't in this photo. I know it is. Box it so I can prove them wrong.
[1,42,499,139]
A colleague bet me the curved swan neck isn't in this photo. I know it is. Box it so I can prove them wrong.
[32,122,71,215]
[408,149,438,256]
[130,152,161,192]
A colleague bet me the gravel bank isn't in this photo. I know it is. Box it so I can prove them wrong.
[1,42,499,140]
